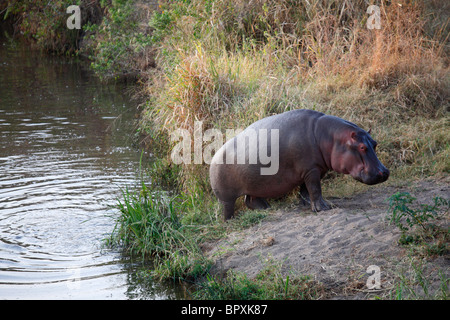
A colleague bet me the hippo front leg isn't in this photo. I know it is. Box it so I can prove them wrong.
[304,169,330,212]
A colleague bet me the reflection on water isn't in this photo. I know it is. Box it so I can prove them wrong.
[0,39,179,299]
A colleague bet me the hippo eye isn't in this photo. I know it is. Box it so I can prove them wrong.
[360,145,367,152]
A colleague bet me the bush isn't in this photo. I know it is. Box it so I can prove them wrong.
[386,192,449,258]
[386,192,449,232]
[82,0,154,79]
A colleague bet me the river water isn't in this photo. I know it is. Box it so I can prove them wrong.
[0,39,180,299]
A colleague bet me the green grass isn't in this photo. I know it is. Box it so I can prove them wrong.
[106,180,213,280]
[108,184,182,256]
[194,258,325,300]
[390,257,449,300]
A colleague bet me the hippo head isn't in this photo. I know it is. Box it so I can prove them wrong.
[331,129,389,185]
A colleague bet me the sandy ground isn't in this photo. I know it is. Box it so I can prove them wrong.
[204,177,449,299]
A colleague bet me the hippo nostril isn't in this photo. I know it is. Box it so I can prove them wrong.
[380,168,389,181]
[374,168,389,182]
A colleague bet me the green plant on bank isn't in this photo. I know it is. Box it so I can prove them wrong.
[109,184,181,256]
[148,9,176,44]
[107,179,213,280]
[387,192,449,232]
[386,192,449,258]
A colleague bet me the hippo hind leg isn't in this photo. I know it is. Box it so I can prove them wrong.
[244,195,270,210]
[222,199,237,221]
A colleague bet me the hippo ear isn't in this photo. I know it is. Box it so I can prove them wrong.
[346,131,358,147]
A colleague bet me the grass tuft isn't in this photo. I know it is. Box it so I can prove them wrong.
[194,258,325,300]
[106,180,213,280]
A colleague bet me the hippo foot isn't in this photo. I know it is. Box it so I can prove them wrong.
[245,196,270,210]
[311,198,331,212]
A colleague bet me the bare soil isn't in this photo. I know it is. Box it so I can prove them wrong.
[204,176,449,299]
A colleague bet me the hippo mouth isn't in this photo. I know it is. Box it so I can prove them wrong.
[359,167,390,185]
[354,170,364,183]
[354,155,386,185]
[354,155,389,185]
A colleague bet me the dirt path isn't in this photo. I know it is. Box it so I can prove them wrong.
[205,177,449,299]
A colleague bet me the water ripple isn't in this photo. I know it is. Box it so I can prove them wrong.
[0,40,175,299]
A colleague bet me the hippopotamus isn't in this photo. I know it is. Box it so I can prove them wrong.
[209,109,389,220]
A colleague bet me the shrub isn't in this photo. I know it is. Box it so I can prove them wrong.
[386,192,449,232]
[82,0,154,79]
